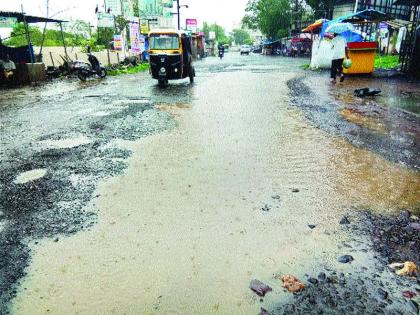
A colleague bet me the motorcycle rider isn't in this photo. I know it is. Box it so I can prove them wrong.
[218,43,224,59]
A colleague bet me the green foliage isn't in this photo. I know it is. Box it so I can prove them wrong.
[300,63,310,70]
[202,22,231,45]
[107,63,149,76]
[374,54,399,69]
[95,28,115,47]
[4,22,89,47]
[115,15,129,33]
[80,37,105,52]
[232,28,253,45]
[133,0,140,17]
[243,0,292,39]
[305,0,334,19]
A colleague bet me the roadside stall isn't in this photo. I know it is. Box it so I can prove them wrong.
[330,9,390,74]
[0,11,67,85]
[261,39,281,55]
[290,34,312,57]
[191,32,205,60]
[306,9,390,73]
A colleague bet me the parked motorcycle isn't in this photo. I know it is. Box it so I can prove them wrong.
[76,48,107,81]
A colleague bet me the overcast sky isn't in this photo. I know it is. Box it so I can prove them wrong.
[1,0,249,30]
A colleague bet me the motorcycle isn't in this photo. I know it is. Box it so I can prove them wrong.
[218,49,224,59]
[76,51,107,81]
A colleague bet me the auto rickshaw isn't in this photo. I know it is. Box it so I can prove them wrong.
[148,29,196,87]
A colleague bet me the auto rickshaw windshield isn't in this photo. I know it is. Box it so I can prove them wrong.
[149,34,180,50]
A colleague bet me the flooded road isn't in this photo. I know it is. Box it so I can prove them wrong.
[1,53,419,314]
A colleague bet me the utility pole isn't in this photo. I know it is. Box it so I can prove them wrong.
[177,0,180,30]
[172,0,188,30]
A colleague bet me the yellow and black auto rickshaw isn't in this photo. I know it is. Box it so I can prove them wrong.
[148,29,196,87]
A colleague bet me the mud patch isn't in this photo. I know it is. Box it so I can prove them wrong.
[287,76,420,170]
[340,108,386,134]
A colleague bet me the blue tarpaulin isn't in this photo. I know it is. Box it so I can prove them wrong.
[320,9,389,40]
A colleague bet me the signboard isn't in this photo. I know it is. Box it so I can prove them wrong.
[129,22,141,53]
[97,13,115,28]
[209,31,216,40]
[106,0,122,15]
[0,17,17,28]
[186,19,197,33]
[113,34,123,51]
[140,19,149,34]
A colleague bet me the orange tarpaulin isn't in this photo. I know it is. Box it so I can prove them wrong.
[302,19,327,33]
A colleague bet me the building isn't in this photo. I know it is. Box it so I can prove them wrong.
[333,0,412,20]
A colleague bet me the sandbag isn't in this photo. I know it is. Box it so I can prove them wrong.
[310,39,333,69]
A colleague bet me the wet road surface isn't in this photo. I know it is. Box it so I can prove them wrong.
[1,53,419,314]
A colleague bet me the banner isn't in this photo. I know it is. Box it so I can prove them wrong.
[0,17,17,28]
[186,19,197,33]
[113,34,123,51]
[140,19,149,34]
[129,23,141,53]
[138,35,146,53]
[97,13,115,28]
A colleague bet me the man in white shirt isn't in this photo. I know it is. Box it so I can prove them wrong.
[330,34,349,84]
[1,54,16,80]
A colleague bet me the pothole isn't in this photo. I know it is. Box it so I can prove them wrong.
[14,168,47,184]
[39,136,92,149]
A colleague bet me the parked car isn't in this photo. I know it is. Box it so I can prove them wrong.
[240,45,252,55]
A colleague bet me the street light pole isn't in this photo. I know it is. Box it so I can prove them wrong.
[177,0,180,30]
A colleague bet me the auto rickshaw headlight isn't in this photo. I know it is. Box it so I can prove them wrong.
[160,67,166,73]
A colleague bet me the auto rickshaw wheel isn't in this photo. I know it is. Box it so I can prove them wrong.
[158,79,168,88]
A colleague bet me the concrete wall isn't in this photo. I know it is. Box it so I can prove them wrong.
[333,4,354,20]
[34,46,140,67]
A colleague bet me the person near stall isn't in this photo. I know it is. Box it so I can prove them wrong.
[0,54,16,81]
[330,33,349,84]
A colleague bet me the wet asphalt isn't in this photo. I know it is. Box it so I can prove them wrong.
[0,53,419,314]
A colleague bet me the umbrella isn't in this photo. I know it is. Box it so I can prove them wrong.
[325,22,355,34]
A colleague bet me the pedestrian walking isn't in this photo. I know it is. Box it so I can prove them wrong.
[330,33,349,84]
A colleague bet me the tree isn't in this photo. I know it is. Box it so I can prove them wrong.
[4,24,43,46]
[3,23,91,48]
[232,29,253,45]
[202,22,231,45]
[305,0,334,19]
[242,0,292,39]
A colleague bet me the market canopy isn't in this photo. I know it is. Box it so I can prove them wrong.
[0,11,66,24]
[336,9,390,24]
[261,39,280,46]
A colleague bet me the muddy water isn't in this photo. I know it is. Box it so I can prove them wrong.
[12,57,420,314]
